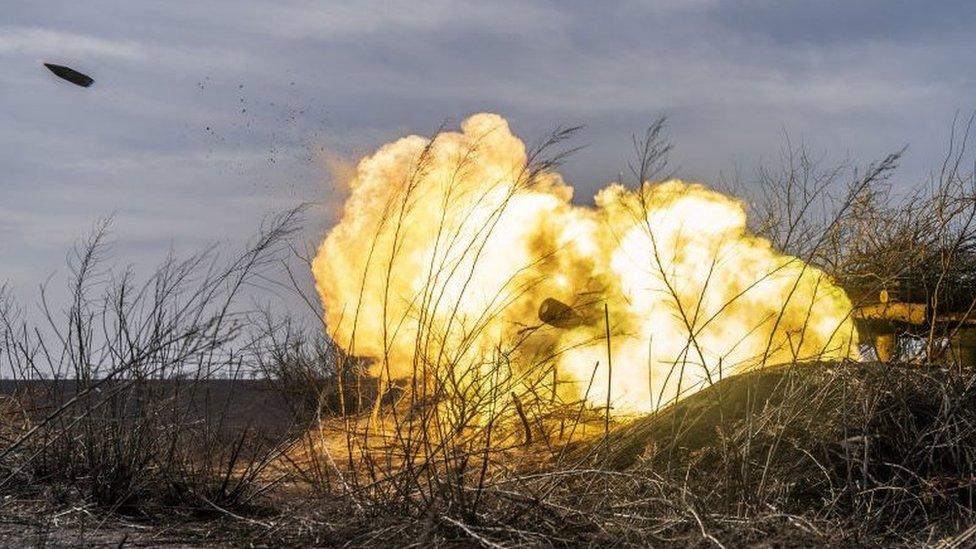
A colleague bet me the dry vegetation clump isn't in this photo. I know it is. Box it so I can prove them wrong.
[0,211,308,527]
[571,362,976,545]
[247,363,973,547]
[746,113,976,364]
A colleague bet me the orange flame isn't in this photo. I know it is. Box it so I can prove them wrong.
[312,114,857,415]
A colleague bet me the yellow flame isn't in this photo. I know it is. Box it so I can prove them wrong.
[312,113,858,415]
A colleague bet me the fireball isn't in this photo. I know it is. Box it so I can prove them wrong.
[312,114,857,415]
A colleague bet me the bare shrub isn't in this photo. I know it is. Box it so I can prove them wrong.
[0,209,305,517]
[745,114,976,364]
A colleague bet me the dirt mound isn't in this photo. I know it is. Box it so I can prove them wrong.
[570,361,976,542]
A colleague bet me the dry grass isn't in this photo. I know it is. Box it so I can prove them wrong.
[0,210,306,523]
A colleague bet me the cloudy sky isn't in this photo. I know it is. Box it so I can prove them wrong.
[2,0,975,306]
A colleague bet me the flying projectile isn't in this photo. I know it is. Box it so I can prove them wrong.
[43,63,94,88]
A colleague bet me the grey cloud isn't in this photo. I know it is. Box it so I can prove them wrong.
[0,27,144,59]
[1,0,974,312]
[0,26,252,73]
[240,0,567,39]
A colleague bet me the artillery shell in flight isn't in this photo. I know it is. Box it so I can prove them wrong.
[43,63,94,88]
